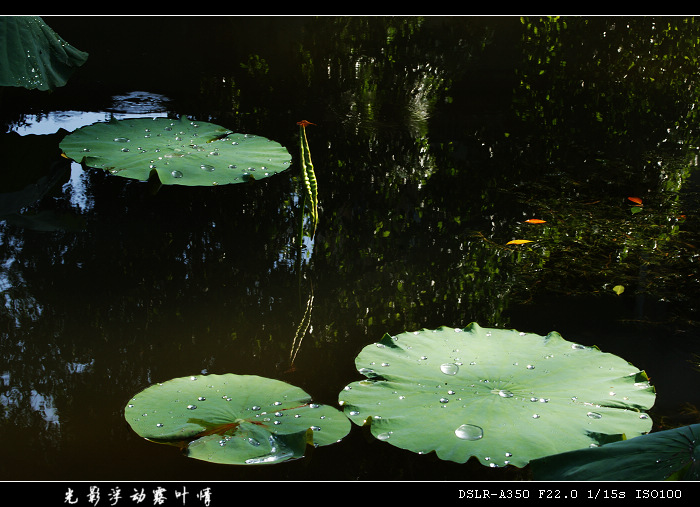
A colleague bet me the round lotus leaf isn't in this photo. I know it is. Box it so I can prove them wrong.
[125,374,350,465]
[338,324,656,468]
[59,116,292,186]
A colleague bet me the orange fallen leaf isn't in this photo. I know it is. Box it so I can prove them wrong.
[507,239,534,245]
[627,196,643,205]
[524,219,546,224]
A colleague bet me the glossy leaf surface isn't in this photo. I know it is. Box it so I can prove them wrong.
[125,373,350,464]
[339,324,655,468]
[60,116,292,186]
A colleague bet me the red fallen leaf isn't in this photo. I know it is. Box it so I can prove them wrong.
[524,219,546,224]
[506,239,534,245]
[627,197,643,205]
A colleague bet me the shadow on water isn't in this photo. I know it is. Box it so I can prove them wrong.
[1,16,700,481]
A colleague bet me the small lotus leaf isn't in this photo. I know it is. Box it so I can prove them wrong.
[125,373,350,465]
[339,324,656,468]
[59,116,292,186]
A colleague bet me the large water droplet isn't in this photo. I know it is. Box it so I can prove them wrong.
[440,363,459,375]
[200,164,215,172]
[171,170,183,178]
[455,424,483,440]
[495,389,514,398]
[244,435,294,464]
[587,411,603,419]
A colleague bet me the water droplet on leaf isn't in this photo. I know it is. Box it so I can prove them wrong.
[455,424,483,440]
[440,363,459,375]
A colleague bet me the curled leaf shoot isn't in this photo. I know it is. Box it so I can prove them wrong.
[298,121,319,236]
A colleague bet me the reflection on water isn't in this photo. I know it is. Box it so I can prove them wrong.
[0,16,699,481]
[8,91,170,136]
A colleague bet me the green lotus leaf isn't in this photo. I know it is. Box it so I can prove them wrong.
[338,324,656,468]
[125,373,350,465]
[531,423,700,480]
[0,16,88,90]
[59,116,292,186]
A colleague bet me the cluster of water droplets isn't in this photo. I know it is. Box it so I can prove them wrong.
[78,119,292,184]
[128,374,338,465]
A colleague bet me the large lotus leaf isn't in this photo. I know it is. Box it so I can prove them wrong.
[338,324,656,468]
[59,116,292,186]
[531,423,700,480]
[125,374,350,465]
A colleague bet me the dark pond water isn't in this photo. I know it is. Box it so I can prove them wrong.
[2,16,700,483]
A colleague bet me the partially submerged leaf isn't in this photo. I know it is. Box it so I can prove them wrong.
[59,116,292,186]
[125,373,350,465]
[339,324,655,468]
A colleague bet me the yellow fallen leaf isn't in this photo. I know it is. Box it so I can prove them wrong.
[612,285,625,295]
[524,219,546,224]
[506,239,534,245]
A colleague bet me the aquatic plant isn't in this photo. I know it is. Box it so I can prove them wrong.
[59,116,292,186]
[0,16,88,90]
[339,323,655,468]
[124,373,350,465]
[124,324,661,472]
[531,422,700,480]
[297,120,319,236]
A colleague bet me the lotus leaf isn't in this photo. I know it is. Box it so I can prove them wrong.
[339,324,656,468]
[0,16,88,90]
[59,116,292,186]
[125,373,350,465]
[531,423,700,480]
